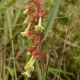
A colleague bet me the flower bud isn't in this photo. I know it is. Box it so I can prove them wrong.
[24,15,30,24]
[27,52,31,56]
[23,9,29,14]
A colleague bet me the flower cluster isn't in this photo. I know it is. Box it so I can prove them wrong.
[21,0,47,78]
[22,56,35,77]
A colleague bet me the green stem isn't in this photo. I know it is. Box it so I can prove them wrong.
[7,9,17,80]
[45,28,56,80]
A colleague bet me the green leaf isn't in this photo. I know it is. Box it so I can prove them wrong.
[2,60,4,80]
[48,67,73,75]
[35,60,42,80]
[13,2,23,25]
[43,0,62,41]
[12,78,14,80]
[42,71,45,80]
[0,23,23,31]
[3,11,8,44]
[7,67,16,77]
[0,0,20,15]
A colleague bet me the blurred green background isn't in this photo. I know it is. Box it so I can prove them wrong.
[0,0,80,80]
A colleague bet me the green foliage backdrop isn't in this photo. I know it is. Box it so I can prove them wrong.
[0,0,80,80]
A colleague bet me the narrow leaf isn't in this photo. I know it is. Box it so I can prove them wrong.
[48,67,73,75]
[13,2,23,25]
[35,60,42,80]
[43,0,62,41]
[0,0,20,15]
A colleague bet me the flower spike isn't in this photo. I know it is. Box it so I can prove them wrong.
[21,0,47,78]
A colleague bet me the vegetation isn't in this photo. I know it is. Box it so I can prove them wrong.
[0,0,80,80]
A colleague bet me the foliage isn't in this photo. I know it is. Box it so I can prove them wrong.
[0,0,80,80]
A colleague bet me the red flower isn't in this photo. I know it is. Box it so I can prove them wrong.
[29,35,35,39]
[28,17,35,23]
[28,31,35,39]
[32,50,37,55]
[34,55,40,59]
[28,4,34,9]
[28,8,34,14]
[33,12,38,18]
[30,25,34,29]
[42,13,47,18]
[39,0,43,4]
[28,47,36,52]
[28,31,35,35]
[39,6,45,12]
[34,0,40,9]
[38,13,43,17]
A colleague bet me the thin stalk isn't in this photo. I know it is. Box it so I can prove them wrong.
[39,31,44,72]
[45,28,56,80]
[2,59,4,80]
[0,23,23,31]
[7,10,17,80]
[0,24,26,53]
[12,34,17,80]
[3,10,8,80]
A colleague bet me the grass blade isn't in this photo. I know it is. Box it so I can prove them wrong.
[43,0,62,41]
[0,23,23,31]
[35,60,42,80]
[3,12,8,44]
[7,8,17,80]
[2,59,4,80]
[13,2,23,25]
[0,0,20,15]
[48,67,73,75]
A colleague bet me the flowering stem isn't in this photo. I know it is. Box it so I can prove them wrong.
[39,31,44,73]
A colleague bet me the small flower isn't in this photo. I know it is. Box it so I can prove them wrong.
[24,56,35,71]
[32,50,37,56]
[23,9,29,14]
[34,17,45,32]
[25,59,35,71]
[39,0,43,4]
[20,23,31,37]
[22,56,35,77]
[24,15,30,24]
[28,47,36,53]
[22,70,31,77]
[27,56,34,65]
[23,4,34,15]
[34,0,40,9]
[27,52,31,56]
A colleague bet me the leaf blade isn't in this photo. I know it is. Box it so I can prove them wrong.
[0,0,20,15]
[43,0,62,40]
